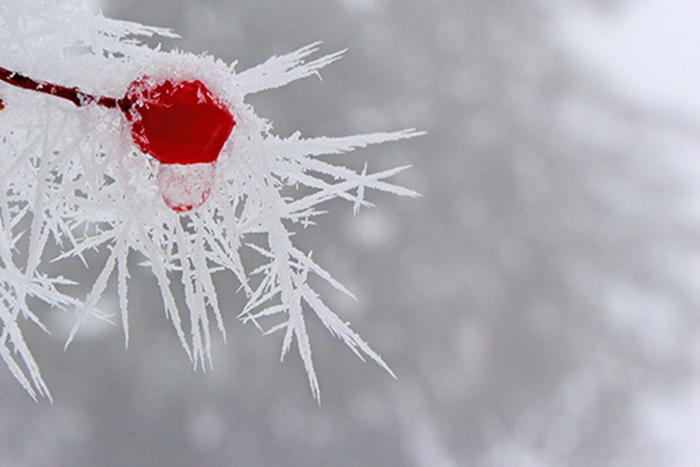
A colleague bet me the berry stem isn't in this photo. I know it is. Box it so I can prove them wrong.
[0,66,130,111]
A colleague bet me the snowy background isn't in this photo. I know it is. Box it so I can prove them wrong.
[2,0,700,466]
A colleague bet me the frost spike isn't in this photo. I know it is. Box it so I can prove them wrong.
[237,42,346,95]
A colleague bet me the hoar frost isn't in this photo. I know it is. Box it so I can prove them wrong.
[0,1,421,401]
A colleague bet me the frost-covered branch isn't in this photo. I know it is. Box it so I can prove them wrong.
[0,0,421,401]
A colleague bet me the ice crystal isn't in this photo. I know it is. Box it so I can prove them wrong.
[0,1,421,400]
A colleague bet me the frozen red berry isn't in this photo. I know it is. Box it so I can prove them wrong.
[123,78,235,165]
[120,78,235,211]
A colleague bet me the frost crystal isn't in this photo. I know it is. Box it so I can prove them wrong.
[0,1,421,400]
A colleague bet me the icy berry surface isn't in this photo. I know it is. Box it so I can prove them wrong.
[157,162,217,212]
[124,79,235,165]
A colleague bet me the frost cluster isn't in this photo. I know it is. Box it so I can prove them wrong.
[0,1,420,400]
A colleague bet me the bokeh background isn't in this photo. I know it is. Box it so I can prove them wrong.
[2,0,700,465]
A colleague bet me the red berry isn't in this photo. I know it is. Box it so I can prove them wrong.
[124,78,235,165]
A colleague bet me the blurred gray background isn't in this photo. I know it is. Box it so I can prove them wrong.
[2,0,700,466]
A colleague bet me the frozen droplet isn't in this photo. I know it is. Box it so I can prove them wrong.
[157,162,216,212]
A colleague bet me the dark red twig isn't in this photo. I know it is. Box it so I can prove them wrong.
[0,66,130,111]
